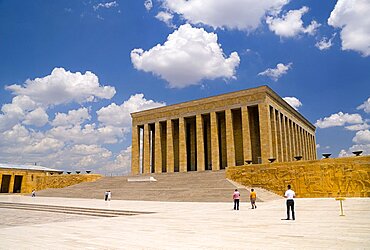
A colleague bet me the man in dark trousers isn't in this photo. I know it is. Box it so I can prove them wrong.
[233,189,240,210]
[284,185,296,220]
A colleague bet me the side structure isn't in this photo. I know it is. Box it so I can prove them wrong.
[130,85,317,175]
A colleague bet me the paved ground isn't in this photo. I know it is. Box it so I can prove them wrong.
[0,195,369,249]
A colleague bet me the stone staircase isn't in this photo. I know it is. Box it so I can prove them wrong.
[36,170,280,202]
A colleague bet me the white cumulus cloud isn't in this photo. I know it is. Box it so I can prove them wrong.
[345,123,370,131]
[52,107,91,127]
[6,68,116,107]
[155,11,175,28]
[266,6,320,38]
[315,112,363,128]
[97,93,165,128]
[131,24,240,88]
[353,129,370,144]
[258,62,292,81]
[161,0,289,31]
[93,1,118,11]
[144,0,153,11]
[328,0,370,57]
[357,97,370,113]
[315,34,336,51]
[283,97,302,110]
[23,107,49,127]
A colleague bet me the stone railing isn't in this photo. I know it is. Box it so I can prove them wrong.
[226,155,370,198]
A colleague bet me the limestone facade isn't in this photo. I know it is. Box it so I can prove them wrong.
[131,86,316,175]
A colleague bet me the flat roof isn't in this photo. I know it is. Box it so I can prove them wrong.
[0,163,63,172]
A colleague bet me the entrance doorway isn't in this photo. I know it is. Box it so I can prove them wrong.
[1,175,11,193]
[13,175,23,193]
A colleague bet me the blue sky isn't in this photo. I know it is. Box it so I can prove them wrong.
[0,0,369,174]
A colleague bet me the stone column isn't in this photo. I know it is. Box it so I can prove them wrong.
[166,120,174,173]
[286,118,292,162]
[143,124,151,174]
[179,117,187,172]
[305,131,310,160]
[241,106,252,163]
[270,107,278,161]
[225,109,236,167]
[258,103,272,164]
[312,134,316,160]
[154,122,162,173]
[281,114,288,162]
[305,130,309,160]
[301,129,306,160]
[289,120,295,161]
[298,127,303,158]
[276,111,283,162]
[313,135,317,160]
[310,133,314,160]
[302,129,307,160]
[196,114,205,171]
[210,112,220,171]
[293,123,301,156]
[131,125,140,175]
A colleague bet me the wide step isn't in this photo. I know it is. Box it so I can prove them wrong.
[0,202,153,217]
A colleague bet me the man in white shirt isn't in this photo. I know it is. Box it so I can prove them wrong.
[284,185,295,220]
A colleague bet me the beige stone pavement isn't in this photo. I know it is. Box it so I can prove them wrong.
[0,195,369,249]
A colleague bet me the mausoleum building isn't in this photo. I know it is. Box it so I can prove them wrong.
[131,86,316,175]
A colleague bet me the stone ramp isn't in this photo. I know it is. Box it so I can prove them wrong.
[35,170,280,202]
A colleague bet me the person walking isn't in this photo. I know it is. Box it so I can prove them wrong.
[31,190,36,197]
[107,190,112,201]
[233,189,240,210]
[104,191,109,201]
[250,188,257,209]
[284,185,296,220]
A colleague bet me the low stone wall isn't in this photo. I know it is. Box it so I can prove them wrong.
[226,156,370,198]
[36,174,102,191]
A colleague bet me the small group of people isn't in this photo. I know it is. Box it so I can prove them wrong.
[104,190,112,201]
[232,188,257,210]
[233,185,296,220]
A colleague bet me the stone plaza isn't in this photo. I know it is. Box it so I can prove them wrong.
[1,195,369,249]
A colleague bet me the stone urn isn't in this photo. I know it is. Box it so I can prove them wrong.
[294,156,302,161]
[322,153,331,159]
[352,150,363,156]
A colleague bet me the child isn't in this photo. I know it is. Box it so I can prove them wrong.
[250,189,257,209]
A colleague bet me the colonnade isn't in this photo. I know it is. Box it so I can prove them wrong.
[269,106,317,163]
[131,103,317,175]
